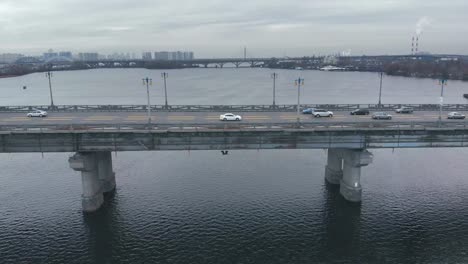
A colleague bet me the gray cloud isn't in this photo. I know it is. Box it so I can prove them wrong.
[0,0,467,57]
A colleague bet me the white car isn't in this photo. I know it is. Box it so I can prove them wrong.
[27,110,48,117]
[447,112,466,119]
[220,113,242,121]
[312,109,333,117]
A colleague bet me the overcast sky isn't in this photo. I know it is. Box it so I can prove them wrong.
[1,0,467,57]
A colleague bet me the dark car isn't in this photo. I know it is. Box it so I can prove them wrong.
[302,108,314,114]
[350,108,370,115]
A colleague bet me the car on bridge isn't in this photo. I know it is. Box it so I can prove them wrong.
[395,106,414,114]
[27,110,48,117]
[372,112,392,120]
[220,113,242,121]
[312,109,333,117]
[447,112,466,119]
[302,108,314,114]
[350,108,370,115]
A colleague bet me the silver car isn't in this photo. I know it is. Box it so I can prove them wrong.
[312,109,333,117]
[372,112,392,120]
[395,106,414,114]
[447,112,466,119]
[27,110,48,117]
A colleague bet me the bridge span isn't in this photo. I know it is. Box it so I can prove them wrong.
[2,119,468,212]
[2,104,468,212]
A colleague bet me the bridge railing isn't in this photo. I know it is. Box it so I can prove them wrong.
[1,104,468,113]
[1,120,467,132]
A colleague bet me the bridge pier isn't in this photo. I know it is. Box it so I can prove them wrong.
[97,151,116,193]
[69,151,116,212]
[339,149,373,202]
[325,149,343,185]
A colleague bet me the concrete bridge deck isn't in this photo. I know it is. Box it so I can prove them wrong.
[0,110,465,126]
[2,106,468,212]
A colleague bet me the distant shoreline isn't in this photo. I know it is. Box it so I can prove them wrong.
[0,65,466,82]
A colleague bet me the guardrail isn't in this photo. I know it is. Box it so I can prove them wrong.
[1,121,467,132]
[1,104,468,113]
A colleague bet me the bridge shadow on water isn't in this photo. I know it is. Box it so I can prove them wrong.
[82,190,119,264]
[317,181,363,263]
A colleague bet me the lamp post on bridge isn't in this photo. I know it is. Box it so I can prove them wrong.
[378,72,383,108]
[45,67,55,108]
[295,77,304,125]
[438,79,448,125]
[142,77,153,126]
[271,72,278,108]
[161,72,169,109]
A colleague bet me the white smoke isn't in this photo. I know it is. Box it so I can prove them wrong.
[416,16,431,35]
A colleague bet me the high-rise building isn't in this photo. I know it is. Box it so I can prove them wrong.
[59,51,72,59]
[176,51,184,60]
[154,51,169,61]
[183,51,194,60]
[0,53,24,63]
[78,53,99,61]
[142,52,152,60]
[153,50,194,61]
[43,49,58,60]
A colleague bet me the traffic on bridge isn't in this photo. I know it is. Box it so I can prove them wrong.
[0,110,464,125]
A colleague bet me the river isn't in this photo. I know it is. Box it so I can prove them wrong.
[1,68,468,263]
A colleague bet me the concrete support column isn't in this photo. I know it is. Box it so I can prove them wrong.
[96,151,116,193]
[69,152,104,212]
[325,149,343,184]
[340,149,373,202]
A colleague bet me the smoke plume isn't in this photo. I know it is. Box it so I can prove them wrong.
[416,16,431,35]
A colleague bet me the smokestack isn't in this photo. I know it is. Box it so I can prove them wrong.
[415,36,419,54]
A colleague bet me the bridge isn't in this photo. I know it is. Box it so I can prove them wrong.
[76,57,276,68]
[1,104,468,212]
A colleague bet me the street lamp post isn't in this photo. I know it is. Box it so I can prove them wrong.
[378,72,383,108]
[142,77,153,126]
[438,79,447,124]
[45,69,55,108]
[161,72,169,109]
[271,73,278,108]
[295,77,304,124]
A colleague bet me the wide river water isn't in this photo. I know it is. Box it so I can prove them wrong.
[1,68,468,263]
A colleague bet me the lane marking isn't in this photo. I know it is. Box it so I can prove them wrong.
[126,116,155,119]
[41,118,73,121]
[83,118,116,121]
[167,116,195,118]
[88,116,116,118]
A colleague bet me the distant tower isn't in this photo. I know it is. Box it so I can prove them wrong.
[415,36,419,54]
[244,46,246,60]
[411,36,414,55]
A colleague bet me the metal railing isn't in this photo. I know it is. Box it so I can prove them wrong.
[1,104,468,113]
[1,120,467,132]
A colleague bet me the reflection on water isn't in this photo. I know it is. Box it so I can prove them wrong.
[320,182,362,263]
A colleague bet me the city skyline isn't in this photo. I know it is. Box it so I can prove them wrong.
[1,0,468,57]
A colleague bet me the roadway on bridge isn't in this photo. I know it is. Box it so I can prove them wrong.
[0,111,464,125]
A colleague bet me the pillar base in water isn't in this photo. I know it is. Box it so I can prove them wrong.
[101,172,116,193]
[82,193,104,213]
[339,179,362,202]
[325,165,343,185]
